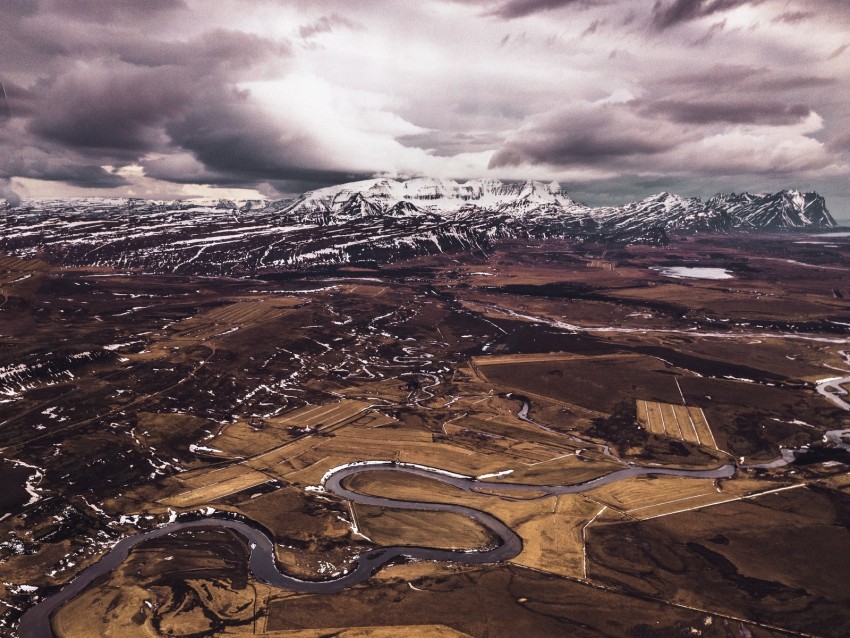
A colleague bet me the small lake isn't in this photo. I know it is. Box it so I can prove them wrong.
[654,266,733,280]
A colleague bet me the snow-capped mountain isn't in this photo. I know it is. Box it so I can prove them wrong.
[593,192,731,235]
[278,178,584,224]
[0,179,837,275]
[277,179,832,236]
[707,190,833,230]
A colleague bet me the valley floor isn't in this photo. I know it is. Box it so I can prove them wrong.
[1,233,850,637]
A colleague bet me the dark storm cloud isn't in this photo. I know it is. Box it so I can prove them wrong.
[827,132,850,153]
[581,19,606,36]
[660,64,763,88]
[299,14,363,41]
[450,0,602,20]
[651,0,763,30]
[0,81,37,118]
[1,121,128,189]
[6,10,299,190]
[158,79,361,187]
[164,90,316,181]
[816,0,850,21]
[657,65,834,95]
[160,88,367,188]
[637,99,812,125]
[756,75,835,90]
[0,180,21,206]
[0,83,11,121]
[116,30,292,70]
[488,83,831,178]
[692,19,725,45]
[0,2,38,20]
[771,10,814,25]
[398,130,505,156]
[141,151,362,192]
[5,21,289,78]
[45,0,187,22]
[489,0,600,19]
[489,105,683,168]
[28,64,193,154]
[21,163,130,188]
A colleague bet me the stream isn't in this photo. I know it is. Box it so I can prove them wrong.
[18,460,734,638]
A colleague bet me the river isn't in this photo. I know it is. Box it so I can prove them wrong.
[815,350,850,411]
[18,460,734,638]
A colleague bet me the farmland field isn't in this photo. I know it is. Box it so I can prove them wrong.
[636,400,718,448]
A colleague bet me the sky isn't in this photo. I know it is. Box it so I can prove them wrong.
[1,0,848,219]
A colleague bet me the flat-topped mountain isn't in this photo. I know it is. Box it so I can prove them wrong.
[279,178,582,221]
[0,179,837,274]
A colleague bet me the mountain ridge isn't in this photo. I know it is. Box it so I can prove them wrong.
[0,179,838,275]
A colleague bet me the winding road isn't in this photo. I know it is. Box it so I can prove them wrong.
[18,460,734,638]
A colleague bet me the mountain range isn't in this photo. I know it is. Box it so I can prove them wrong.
[0,179,837,275]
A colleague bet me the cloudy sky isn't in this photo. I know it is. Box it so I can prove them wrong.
[1,0,848,217]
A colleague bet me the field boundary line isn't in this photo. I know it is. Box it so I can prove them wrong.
[683,405,701,445]
[523,451,578,467]
[696,407,719,449]
[673,377,708,445]
[667,403,684,440]
[639,484,805,521]
[625,491,716,513]
[657,402,668,436]
[472,352,635,366]
[581,504,608,579]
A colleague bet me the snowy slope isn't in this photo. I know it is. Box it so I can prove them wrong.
[281,178,584,221]
[707,190,835,230]
[0,182,837,275]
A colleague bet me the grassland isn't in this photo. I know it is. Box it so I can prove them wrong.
[351,505,498,550]
[587,485,850,637]
[475,353,684,414]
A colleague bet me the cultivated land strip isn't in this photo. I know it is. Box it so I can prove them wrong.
[637,399,718,449]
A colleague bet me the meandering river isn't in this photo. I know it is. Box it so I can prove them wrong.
[18,460,734,638]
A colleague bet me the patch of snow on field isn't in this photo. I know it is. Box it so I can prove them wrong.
[320,460,471,485]
[5,459,45,507]
[104,341,142,351]
[476,470,514,480]
[824,429,850,450]
[189,444,223,455]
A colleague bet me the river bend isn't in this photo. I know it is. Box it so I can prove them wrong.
[18,460,734,638]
